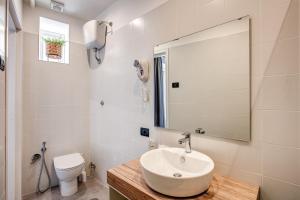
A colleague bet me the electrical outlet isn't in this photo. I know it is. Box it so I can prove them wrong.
[140,127,149,137]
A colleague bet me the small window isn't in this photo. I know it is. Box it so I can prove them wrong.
[39,17,69,64]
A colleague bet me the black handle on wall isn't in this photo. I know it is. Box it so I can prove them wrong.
[0,55,5,71]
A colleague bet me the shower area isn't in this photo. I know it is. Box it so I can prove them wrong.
[21,4,91,196]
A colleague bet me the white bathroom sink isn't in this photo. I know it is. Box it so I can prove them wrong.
[140,147,214,197]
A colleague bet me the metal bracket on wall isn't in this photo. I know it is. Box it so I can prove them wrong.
[0,55,5,71]
[195,128,205,134]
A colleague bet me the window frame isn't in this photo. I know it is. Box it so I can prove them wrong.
[38,17,70,64]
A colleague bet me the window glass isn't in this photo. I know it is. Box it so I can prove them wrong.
[39,17,69,64]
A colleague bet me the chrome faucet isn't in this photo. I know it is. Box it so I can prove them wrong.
[178,132,191,153]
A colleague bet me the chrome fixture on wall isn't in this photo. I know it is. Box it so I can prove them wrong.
[36,142,51,193]
[100,100,104,106]
[195,128,205,134]
[178,132,192,153]
[31,153,41,164]
[89,162,96,177]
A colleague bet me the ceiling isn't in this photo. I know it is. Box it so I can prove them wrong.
[29,0,117,20]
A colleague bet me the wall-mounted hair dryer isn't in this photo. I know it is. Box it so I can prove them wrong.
[83,20,113,67]
[133,59,149,82]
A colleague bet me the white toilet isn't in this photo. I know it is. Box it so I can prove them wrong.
[54,153,85,196]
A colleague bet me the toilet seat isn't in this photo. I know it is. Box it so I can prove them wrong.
[54,153,85,171]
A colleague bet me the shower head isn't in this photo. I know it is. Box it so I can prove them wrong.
[41,141,47,152]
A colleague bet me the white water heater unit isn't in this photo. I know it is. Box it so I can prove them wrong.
[83,20,112,67]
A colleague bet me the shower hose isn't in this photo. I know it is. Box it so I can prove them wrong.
[37,141,51,193]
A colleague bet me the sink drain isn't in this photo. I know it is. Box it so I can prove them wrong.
[173,173,182,178]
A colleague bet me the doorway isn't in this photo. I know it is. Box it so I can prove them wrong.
[6,11,18,200]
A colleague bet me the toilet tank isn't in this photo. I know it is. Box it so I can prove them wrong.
[83,20,107,50]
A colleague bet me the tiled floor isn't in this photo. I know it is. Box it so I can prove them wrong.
[23,178,109,200]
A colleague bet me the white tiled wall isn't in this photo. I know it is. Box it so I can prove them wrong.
[20,0,300,198]
[22,5,90,196]
[90,0,300,199]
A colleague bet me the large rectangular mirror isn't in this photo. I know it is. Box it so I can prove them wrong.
[154,17,250,141]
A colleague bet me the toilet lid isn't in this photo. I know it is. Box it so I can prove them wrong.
[54,153,85,170]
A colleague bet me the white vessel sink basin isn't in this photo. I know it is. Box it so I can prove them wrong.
[140,147,214,197]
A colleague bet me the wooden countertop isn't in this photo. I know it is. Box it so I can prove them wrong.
[107,159,259,200]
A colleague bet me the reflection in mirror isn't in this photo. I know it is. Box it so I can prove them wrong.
[0,0,4,59]
[154,17,250,141]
